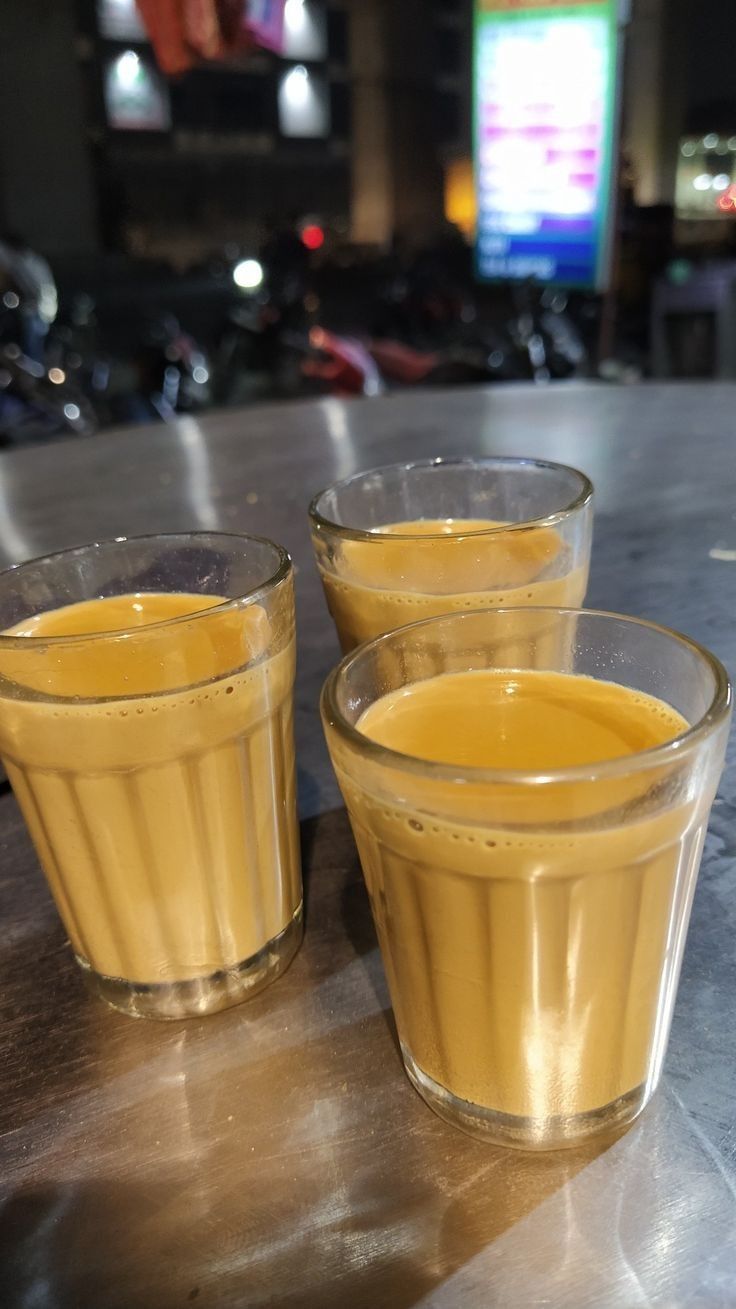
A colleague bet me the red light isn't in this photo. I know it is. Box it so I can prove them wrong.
[301,224,325,251]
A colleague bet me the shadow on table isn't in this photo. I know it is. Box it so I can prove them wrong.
[5,807,732,1307]
[0,1075,612,1309]
[0,807,610,1309]
[301,804,400,1060]
[4,1090,726,1309]
[0,808,366,1144]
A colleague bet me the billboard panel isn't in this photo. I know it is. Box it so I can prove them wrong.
[474,0,619,288]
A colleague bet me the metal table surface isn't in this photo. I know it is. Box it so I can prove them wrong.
[0,382,734,1309]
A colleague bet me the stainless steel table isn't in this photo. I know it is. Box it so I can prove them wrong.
[0,382,734,1308]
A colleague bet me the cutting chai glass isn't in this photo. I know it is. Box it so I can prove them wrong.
[322,607,731,1149]
[0,532,302,1019]
[309,456,594,651]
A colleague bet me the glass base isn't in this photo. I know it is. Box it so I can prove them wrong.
[78,903,303,1020]
[402,1043,649,1151]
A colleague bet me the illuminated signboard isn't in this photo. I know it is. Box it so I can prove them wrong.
[474,0,619,288]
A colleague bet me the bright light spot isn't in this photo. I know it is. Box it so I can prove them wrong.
[712,174,731,191]
[283,64,309,108]
[301,224,324,251]
[192,365,209,384]
[233,258,264,290]
[48,367,66,384]
[703,133,719,150]
[2,291,19,309]
[283,0,326,59]
[729,137,736,152]
[99,0,146,40]
[63,403,81,421]
[693,174,713,191]
[444,157,476,236]
[284,0,307,42]
[116,49,140,90]
[681,141,696,157]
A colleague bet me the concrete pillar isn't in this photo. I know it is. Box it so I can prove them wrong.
[346,0,445,246]
[347,0,394,246]
[622,0,688,206]
[384,0,445,241]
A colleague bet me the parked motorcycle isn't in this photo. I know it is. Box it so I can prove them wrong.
[0,288,94,440]
[0,341,98,445]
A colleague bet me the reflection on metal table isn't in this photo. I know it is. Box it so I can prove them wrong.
[0,382,734,1308]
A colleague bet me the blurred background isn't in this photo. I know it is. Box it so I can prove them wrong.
[0,0,734,443]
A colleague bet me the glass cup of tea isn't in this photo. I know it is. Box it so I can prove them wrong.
[0,532,303,1019]
[322,607,731,1149]
[309,457,594,651]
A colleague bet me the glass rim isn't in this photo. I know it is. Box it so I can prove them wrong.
[309,456,594,543]
[321,606,733,787]
[0,530,292,647]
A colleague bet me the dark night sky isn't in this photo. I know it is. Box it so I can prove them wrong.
[685,0,735,113]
